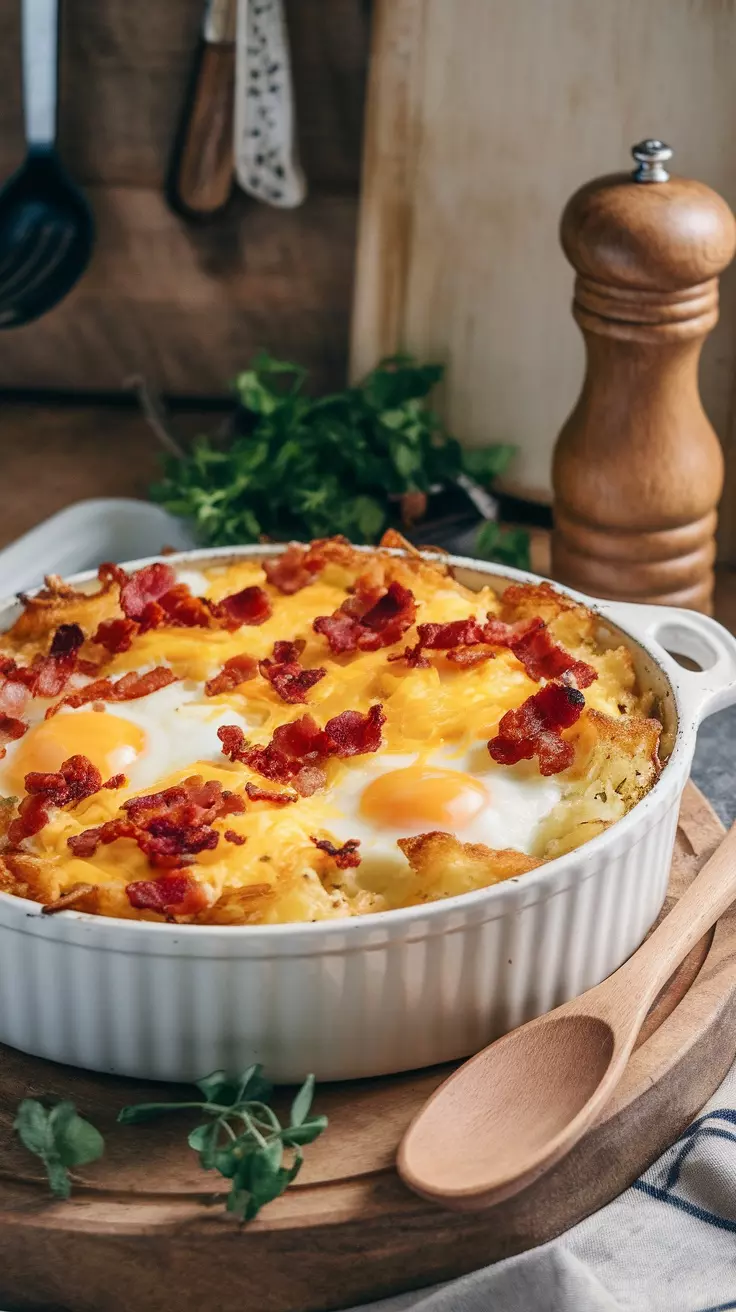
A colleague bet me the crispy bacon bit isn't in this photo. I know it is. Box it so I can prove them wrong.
[224,829,246,846]
[7,794,52,844]
[561,662,598,690]
[324,705,386,756]
[218,704,385,794]
[218,724,249,762]
[388,618,491,669]
[263,544,322,595]
[67,823,124,858]
[103,773,127,790]
[98,557,274,638]
[68,775,246,871]
[360,583,417,638]
[0,625,92,701]
[388,642,431,669]
[217,585,272,628]
[445,647,496,667]
[50,623,84,655]
[205,653,258,697]
[47,666,178,717]
[125,872,211,916]
[244,782,297,805]
[25,755,103,805]
[98,562,128,590]
[310,836,361,869]
[93,617,138,654]
[33,652,79,698]
[314,581,417,654]
[259,640,326,704]
[77,659,102,676]
[272,639,304,663]
[0,714,27,745]
[119,562,177,620]
[509,623,598,688]
[312,610,363,654]
[41,883,98,915]
[488,683,585,776]
[390,609,597,689]
[123,777,245,826]
[416,619,488,650]
[8,754,103,846]
[157,585,213,628]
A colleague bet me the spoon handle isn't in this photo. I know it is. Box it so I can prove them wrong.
[602,817,736,1027]
[22,0,58,149]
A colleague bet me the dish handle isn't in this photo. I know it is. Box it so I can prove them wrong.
[595,601,736,725]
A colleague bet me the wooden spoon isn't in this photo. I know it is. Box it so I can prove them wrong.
[398,819,736,1211]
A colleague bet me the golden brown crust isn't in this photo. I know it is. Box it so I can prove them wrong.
[5,572,120,647]
[41,883,99,915]
[398,831,542,894]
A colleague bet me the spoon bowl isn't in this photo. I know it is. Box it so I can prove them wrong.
[0,149,93,327]
[399,819,736,1211]
[400,1014,617,1208]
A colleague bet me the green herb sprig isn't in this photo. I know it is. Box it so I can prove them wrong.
[13,1099,104,1199]
[118,1064,327,1221]
[475,520,531,572]
[150,352,518,551]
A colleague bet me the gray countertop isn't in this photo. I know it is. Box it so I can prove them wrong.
[691,705,735,827]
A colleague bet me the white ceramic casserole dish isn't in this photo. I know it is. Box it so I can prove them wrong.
[1,545,735,1085]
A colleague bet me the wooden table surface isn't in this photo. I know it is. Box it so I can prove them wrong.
[3,400,736,630]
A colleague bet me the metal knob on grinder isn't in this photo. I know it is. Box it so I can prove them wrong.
[551,140,736,612]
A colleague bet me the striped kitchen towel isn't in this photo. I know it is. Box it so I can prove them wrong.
[349,1065,736,1312]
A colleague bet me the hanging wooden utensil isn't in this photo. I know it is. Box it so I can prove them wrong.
[168,0,237,217]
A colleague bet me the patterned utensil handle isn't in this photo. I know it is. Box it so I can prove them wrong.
[234,0,306,207]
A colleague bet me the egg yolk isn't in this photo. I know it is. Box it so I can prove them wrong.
[360,766,488,829]
[5,711,147,794]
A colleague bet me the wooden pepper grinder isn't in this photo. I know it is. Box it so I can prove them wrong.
[552,140,736,613]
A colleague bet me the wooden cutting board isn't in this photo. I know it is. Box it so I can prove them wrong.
[0,781,734,1312]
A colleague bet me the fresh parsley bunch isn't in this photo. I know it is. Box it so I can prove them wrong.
[150,352,516,547]
[118,1064,327,1221]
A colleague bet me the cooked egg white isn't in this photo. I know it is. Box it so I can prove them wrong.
[322,747,561,874]
[175,568,210,596]
[0,681,255,796]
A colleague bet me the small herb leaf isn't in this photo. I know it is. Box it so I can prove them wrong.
[14,1099,52,1158]
[290,1074,315,1128]
[14,1098,104,1200]
[195,1070,232,1103]
[281,1116,329,1146]
[49,1102,105,1167]
[475,521,531,572]
[188,1121,219,1158]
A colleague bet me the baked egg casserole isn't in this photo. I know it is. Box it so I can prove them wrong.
[0,534,662,924]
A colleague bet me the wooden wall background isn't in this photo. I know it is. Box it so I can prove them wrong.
[4,0,736,562]
[0,0,369,395]
[350,0,736,562]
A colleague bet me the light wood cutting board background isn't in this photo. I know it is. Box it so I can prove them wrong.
[350,0,736,551]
